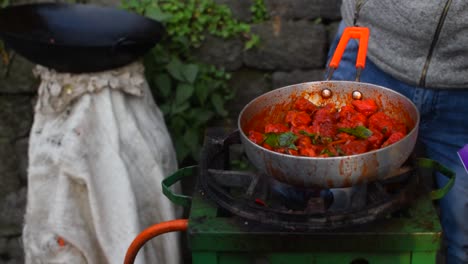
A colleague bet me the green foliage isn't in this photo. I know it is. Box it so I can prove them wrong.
[250,0,269,23]
[121,0,259,165]
[0,0,9,8]
[313,17,323,25]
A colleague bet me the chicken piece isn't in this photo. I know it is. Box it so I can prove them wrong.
[262,142,274,151]
[368,112,395,138]
[290,125,309,135]
[312,104,338,138]
[248,130,264,144]
[382,132,406,147]
[367,128,384,150]
[336,132,356,142]
[391,120,408,135]
[318,122,338,139]
[313,103,337,125]
[293,97,318,113]
[264,123,289,133]
[285,111,312,127]
[299,147,317,157]
[337,105,367,128]
[340,140,370,155]
[287,148,300,156]
[352,99,378,116]
[296,135,313,148]
[368,111,408,139]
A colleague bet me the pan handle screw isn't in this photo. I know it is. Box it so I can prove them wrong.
[321,88,332,98]
[352,90,362,100]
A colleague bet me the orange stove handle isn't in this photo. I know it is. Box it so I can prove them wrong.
[124,219,189,264]
[327,26,369,81]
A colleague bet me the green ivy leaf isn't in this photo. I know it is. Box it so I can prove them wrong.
[174,139,191,164]
[245,34,260,50]
[159,103,171,115]
[211,93,228,117]
[175,83,194,105]
[182,64,199,84]
[189,108,215,126]
[154,74,172,99]
[1,0,9,8]
[145,5,173,22]
[313,17,323,25]
[121,0,258,165]
[195,82,210,105]
[183,128,199,152]
[170,115,187,132]
[123,0,140,10]
[171,101,190,115]
[166,58,185,81]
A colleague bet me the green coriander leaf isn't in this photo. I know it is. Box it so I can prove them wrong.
[264,132,297,149]
[338,126,373,139]
[278,132,298,148]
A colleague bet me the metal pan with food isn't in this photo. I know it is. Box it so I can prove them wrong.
[238,27,420,188]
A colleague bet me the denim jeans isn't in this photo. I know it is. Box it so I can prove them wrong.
[327,21,468,264]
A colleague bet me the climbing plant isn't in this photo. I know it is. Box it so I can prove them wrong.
[0,0,9,8]
[121,0,263,165]
[250,0,269,23]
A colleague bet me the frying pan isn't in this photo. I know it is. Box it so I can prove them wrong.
[0,3,165,73]
[238,27,420,188]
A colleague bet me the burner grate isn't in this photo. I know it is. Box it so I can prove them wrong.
[197,128,428,231]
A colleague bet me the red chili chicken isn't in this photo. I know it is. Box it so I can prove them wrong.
[248,98,408,157]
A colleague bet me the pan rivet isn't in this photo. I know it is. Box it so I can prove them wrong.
[321,88,332,98]
[352,90,362,100]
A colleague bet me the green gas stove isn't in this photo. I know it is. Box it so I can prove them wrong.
[187,185,441,264]
[162,129,454,264]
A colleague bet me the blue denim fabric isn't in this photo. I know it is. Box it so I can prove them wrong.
[327,21,468,264]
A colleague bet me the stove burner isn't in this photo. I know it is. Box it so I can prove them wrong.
[198,128,427,231]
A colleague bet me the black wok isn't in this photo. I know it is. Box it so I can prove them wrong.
[0,3,165,73]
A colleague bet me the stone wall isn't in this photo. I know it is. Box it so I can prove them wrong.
[0,0,342,262]
[198,0,342,123]
[0,55,35,263]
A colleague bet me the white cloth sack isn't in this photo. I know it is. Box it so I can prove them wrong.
[23,62,181,264]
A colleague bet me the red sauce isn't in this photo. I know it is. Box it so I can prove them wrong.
[247,98,408,157]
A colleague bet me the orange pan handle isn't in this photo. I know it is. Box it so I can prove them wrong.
[124,219,189,264]
[327,26,369,81]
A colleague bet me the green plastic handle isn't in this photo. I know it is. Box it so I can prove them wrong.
[162,166,197,208]
[417,158,456,200]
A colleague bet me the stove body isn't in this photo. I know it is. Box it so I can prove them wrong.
[188,190,440,264]
[185,128,442,264]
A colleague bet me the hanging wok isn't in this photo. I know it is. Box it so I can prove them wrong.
[0,3,165,73]
[238,27,420,188]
